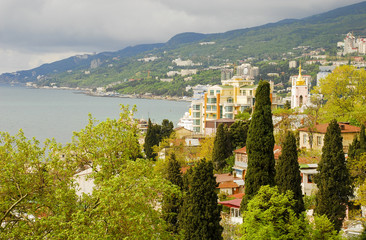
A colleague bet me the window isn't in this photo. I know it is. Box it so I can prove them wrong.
[241,90,246,96]
[212,105,217,111]
[206,105,212,111]
[225,106,233,112]
[216,90,221,94]
[225,113,233,119]
[317,136,322,146]
[207,98,217,104]
[193,112,200,118]
[210,90,214,96]
[308,174,313,183]
[303,134,307,145]
[193,119,200,125]
[231,208,241,218]
[193,104,200,110]
[227,97,233,103]
[193,127,200,132]
[249,90,253,96]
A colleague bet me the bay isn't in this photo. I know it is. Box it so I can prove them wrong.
[0,85,190,144]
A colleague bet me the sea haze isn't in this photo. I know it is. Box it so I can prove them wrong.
[0,85,190,144]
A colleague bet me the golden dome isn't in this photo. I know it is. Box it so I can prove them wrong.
[296,65,306,86]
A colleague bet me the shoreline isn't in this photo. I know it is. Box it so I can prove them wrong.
[22,83,192,102]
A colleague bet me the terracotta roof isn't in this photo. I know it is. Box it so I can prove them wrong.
[215,173,241,183]
[181,166,192,174]
[298,123,360,134]
[228,193,244,199]
[218,181,239,189]
[234,146,246,154]
[219,198,242,208]
[234,145,282,159]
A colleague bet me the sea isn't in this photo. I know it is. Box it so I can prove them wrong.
[0,84,190,144]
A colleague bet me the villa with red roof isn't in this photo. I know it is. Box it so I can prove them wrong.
[298,122,360,152]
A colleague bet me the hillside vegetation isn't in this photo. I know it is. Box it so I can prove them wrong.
[1,1,366,96]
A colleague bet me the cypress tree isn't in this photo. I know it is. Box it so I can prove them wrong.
[241,80,275,211]
[358,124,366,154]
[314,119,353,231]
[348,135,360,160]
[212,123,232,171]
[229,120,250,149]
[162,153,183,234]
[143,118,159,160]
[161,119,174,140]
[275,131,305,215]
[179,159,223,240]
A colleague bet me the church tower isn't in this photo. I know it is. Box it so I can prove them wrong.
[291,65,309,110]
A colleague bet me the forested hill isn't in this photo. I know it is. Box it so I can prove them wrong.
[1,1,366,87]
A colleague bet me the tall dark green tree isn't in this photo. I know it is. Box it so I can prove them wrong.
[315,119,353,231]
[143,118,160,160]
[179,159,223,240]
[241,80,275,211]
[229,120,250,149]
[162,153,183,234]
[212,123,232,171]
[275,131,305,215]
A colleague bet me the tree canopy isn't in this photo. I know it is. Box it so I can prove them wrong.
[316,65,366,124]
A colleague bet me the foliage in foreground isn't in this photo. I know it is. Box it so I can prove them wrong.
[0,105,178,239]
[241,185,341,240]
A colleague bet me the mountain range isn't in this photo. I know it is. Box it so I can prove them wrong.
[1,1,366,87]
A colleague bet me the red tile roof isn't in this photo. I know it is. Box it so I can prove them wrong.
[234,145,282,159]
[228,193,244,199]
[219,198,242,208]
[298,123,360,134]
[218,181,239,189]
[215,173,241,183]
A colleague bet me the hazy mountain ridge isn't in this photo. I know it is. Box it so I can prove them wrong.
[1,1,366,85]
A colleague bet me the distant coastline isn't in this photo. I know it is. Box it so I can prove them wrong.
[22,83,192,102]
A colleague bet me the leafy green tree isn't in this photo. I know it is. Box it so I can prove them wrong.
[275,131,305,215]
[241,80,276,211]
[162,153,183,234]
[212,124,232,171]
[315,65,366,123]
[309,215,342,240]
[144,118,160,160]
[0,131,78,239]
[229,120,250,149]
[241,185,307,239]
[180,159,223,240]
[315,119,353,231]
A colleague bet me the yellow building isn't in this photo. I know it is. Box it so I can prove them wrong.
[191,76,260,134]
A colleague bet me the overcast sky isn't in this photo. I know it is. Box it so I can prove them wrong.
[0,0,364,74]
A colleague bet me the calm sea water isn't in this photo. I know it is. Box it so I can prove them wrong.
[0,85,190,144]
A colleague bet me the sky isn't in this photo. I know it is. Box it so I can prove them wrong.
[0,0,364,74]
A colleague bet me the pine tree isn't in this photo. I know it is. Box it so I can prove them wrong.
[241,80,275,211]
[275,131,305,215]
[143,118,159,160]
[179,159,223,240]
[212,124,232,171]
[315,119,353,231]
[162,153,183,234]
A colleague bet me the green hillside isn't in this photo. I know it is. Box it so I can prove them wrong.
[1,1,366,96]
